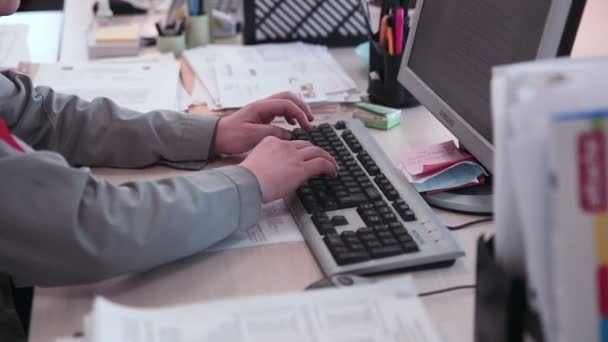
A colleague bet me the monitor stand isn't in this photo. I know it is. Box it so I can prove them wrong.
[422,183,493,215]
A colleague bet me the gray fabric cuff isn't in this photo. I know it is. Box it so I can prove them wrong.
[163,115,219,170]
[176,114,220,161]
[214,165,263,228]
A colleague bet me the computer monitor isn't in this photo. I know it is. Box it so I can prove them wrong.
[397,0,586,213]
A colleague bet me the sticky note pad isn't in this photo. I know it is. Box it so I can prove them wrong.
[353,110,401,130]
[95,24,140,43]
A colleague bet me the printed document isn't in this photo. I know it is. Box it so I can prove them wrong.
[20,61,181,113]
[184,42,360,109]
[207,199,303,251]
[83,276,443,342]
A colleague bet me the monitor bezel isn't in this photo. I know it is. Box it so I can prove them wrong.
[398,0,579,174]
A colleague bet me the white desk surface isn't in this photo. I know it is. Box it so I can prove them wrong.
[27,0,608,341]
[0,10,63,63]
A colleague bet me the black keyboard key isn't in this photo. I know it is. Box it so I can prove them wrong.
[372,224,389,230]
[384,189,400,201]
[336,193,368,208]
[324,233,344,247]
[396,234,414,243]
[381,213,398,223]
[333,251,370,265]
[359,203,374,211]
[398,209,417,222]
[373,200,387,207]
[367,165,380,175]
[335,189,349,197]
[369,245,404,259]
[299,194,319,213]
[322,198,339,211]
[350,142,362,153]
[402,241,420,253]
[352,170,366,178]
[364,187,382,200]
[376,229,393,239]
[349,243,367,252]
[335,121,347,130]
[377,206,392,215]
[343,181,359,188]
[364,240,383,249]
[331,215,349,226]
[312,214,336,235]
[357,228,376,241]
[363,215,382,226]
[357,206,376,216]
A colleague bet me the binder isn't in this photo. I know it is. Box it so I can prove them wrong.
[243,0,368,46]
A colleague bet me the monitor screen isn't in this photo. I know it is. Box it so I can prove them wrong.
[407,0,552,144]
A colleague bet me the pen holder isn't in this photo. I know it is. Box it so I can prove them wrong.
[186,15,211,49]
[157,33,186,57]
[367,33,419,108]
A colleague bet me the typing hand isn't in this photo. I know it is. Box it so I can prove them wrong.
[241,137,338,203]
[214,92,314,155]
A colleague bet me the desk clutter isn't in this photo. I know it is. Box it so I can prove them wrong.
[490,57,608,342]
[57,276,443,342]
[400,141,487,194]
[183,42,363,110]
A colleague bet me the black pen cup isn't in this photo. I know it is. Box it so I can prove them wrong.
[367,33,418,108]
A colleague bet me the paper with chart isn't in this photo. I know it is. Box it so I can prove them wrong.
[20,61,181,113]
[0,24,29,68]
[184,42,361,109]
[206,199,303,252]
[83,276,443,342]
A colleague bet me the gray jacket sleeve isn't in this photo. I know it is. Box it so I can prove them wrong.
[0,71,263,287]
[0,70,218,168]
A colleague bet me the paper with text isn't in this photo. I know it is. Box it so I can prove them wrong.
[21,61,181,113]
[184,42,359,109]
[207,199,303,251]
[86,276,442,342]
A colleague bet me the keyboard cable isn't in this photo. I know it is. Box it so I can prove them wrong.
[418,284,477,297]
[446,217,493,231]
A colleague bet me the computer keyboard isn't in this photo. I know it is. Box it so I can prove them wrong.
[286,119,465,276]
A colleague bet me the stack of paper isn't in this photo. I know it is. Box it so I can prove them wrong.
[88,23,141,59]
[19,60,181,113]
[184,42,362,110]
[59,276,443,342]
[0,24,29,68]
[492,57,608,342]
[400,140,487,193]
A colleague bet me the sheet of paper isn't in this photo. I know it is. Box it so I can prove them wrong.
[87,276,443,342]
[0,24,29,68]
[401,140,474,176]
[206,199,303,252]
[406,161,486,193]
[184,42,360,109]
[22,61,181,113]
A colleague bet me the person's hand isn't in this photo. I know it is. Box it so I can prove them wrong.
[214,92,314,155]
[240,137,338,203]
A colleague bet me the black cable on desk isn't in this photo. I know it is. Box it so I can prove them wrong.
[446,217,493,231]
[418,284,477,297]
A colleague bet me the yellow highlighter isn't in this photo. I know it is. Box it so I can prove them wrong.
[387,26,395,56]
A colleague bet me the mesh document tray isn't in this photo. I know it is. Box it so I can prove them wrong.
[243,0,369,46]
